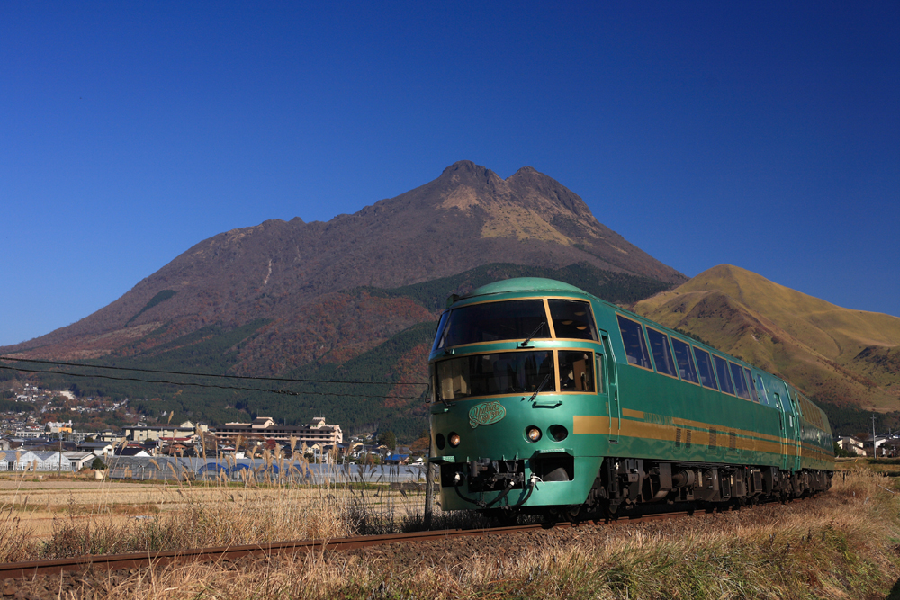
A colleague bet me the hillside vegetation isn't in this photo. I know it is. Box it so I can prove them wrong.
[634,264,900,431]
[21,263,671,440]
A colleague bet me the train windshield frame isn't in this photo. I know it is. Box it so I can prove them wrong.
[435,350,555,402]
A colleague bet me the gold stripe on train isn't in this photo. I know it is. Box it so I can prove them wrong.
[572,416,784,455]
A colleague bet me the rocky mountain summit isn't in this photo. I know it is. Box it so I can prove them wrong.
[7,160,683,359]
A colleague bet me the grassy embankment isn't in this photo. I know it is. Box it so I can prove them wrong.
[0,466,898,598]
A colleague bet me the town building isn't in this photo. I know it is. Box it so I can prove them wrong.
[122,422,206,443]
[214,416,342,449]
[837,436,865,456]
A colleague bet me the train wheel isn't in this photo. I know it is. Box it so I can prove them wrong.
[568,505,582,522]
[481,508,518,527]
[602,503,619,522]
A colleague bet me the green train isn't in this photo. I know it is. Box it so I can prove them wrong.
[428,278,834,521]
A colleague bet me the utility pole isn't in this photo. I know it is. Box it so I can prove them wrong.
[872,414,878,458]
[424,451,434,529]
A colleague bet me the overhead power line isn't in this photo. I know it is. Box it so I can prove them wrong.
[0,355,429,386]
[0,363,428,401]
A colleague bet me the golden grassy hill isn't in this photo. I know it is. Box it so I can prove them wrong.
[633,264,900,412]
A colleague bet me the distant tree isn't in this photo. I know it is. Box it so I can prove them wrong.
[379,431,397,452]
[91,457,107,470]
[833,442,855,458]
[83,436,95,443]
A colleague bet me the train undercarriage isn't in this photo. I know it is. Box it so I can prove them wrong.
[471,457,834,524]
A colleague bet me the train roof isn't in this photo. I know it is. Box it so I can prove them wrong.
[465,277,585,299]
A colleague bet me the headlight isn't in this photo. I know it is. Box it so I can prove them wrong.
[548,425,569,442]
[449,432,461,447]
[525,426,542,443]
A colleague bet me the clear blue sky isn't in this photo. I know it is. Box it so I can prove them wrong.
[2,2,898,346]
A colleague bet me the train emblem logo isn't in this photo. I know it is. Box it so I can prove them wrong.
[468,401,506,428]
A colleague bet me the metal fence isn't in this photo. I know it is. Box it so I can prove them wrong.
[106,457,426,484]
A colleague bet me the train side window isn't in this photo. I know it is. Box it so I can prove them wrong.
[713,355,735,395]
[780,384,794,414]
[646,327,677,377]
[559,351,595,392]
[756,375,770,405]
[693,347,718,390]
[671,338,699,384]
[729,362,750,399]
[616,315,652,370]
[745,368,760,402]
[548,300,598,341]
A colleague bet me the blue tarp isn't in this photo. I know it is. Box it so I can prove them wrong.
[198,461,228,473]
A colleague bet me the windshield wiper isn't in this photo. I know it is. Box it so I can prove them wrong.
[519,321,546,348]
[524,373,552,403]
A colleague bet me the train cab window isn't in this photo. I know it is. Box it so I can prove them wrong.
[713,355,735,395]
[646,328,677,377]
[616,315,652,369]
[745,368,760,403]
[438,300,549,348]
[431,311,451,354]
[671,338,699,384]
[729,362,750,399]
[693,347,718,390]
[548,300,598,341]
[435,350,554,402]
[559,351,595,392]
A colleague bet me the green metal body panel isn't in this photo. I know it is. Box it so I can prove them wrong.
[429,278,835,511]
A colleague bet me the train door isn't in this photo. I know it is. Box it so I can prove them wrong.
[788,393,803,471]
[777,386,801,471]
[600,333,620,443]
[774,392,788,471]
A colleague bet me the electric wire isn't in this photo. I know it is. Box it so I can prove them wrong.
[0,364,427,401]
[0,355,429,386]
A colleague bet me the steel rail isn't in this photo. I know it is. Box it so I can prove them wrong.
[0,524,557,580]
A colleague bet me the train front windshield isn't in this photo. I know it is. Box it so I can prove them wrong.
[433,300,549,351]
[431,299,598,352]
[436,351,554,402]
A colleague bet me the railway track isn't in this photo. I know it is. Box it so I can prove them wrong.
[0,508,710,580]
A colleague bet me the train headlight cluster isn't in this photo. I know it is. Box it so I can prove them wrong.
[525,426,542,443]
[449,432,461,447]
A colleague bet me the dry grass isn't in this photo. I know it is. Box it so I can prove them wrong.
[0,471,900,600]
[7,469,896,599]
[0,462,429,561]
